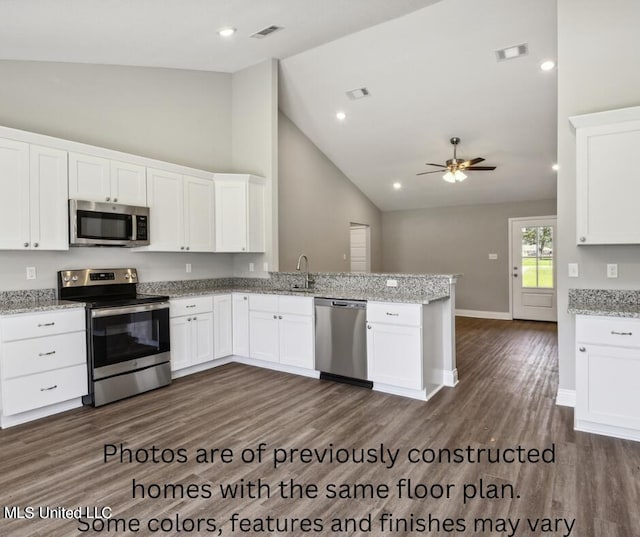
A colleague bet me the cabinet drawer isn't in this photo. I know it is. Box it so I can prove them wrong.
[1,309,85,342]
[367,302,421,326]
[249,294,279,313]
[170,296,213,317]
[576,316,640,347]
[2,364,87,416]
[279,295,313,316]
[2,332,87,379]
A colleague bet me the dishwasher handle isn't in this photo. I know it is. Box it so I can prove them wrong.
[315,297,366,309]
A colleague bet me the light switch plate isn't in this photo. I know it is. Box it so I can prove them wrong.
[568,263,579,278]
[488,253,498,260]
[263,262,269,272]
[185,263,192,273]
[607,264,618,278]
[249,263,255,272]
[386,279,398,287]
[26,266,36,280]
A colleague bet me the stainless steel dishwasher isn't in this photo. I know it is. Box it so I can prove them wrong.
[314,298,371,388]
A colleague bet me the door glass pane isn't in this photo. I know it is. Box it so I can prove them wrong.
[521,226,554,289]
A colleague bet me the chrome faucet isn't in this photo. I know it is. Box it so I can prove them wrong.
[296,254,314,289]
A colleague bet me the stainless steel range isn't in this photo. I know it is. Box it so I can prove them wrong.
[58,268,171,406]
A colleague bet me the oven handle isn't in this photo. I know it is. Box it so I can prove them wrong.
[91,302,170,318]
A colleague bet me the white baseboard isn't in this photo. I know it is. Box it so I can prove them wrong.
[455,309,512,320]
[443,368,459,387]
[556,388,576,407]
[576,419,640,442]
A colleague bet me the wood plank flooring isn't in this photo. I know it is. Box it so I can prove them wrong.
[1,317,639,537]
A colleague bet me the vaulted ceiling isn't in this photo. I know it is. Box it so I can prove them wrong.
[1,0,557,211]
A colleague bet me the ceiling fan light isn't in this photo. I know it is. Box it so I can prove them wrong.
[454,170,467,182]
[442,171,456,183]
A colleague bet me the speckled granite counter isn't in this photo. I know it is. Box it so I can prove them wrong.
[139,272,456,305]
[568,288,640,318]
[0,289,85,316]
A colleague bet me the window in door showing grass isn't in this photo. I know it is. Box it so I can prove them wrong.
[521,226,553,288]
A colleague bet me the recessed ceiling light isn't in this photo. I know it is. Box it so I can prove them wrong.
[218,27,236,37]
[540,60,556,71]
[336,111,346,121]
[552,163,559,171]
[393,182,402,190]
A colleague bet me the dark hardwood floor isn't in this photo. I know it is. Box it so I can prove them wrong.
[1,317,639,536]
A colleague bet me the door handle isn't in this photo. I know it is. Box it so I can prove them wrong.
[513,274,518,278]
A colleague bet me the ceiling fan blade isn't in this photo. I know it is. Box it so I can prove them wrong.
[416,170,446,175]
[424,162,447,168]
[461,157,485,167]
[466,166,497,171]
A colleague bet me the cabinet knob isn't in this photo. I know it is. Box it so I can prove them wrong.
[278,315,283,320]
[187,317,192,322]
[24,242,29,247]
[33,242,39,248]
[193,316,197,320]
[186,246,190,251]
[114,197,118,202]
[273,315,277,319]
[579,236,586,243]
[106,197,110,201]
[367,324,372,329]
[180,246,185,250]
[242,247,246,251]
[578,346,586,352]
[243,296,247,301]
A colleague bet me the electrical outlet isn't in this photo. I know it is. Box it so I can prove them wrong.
[185,263,192,273]
[249,263,255,272]
[26,266,36,280]
[607,264,618,278]
[263,262,269,272]
[488,253,498,260]
[386,279,398,288]
[568,263,579,278]
[343,253,347,260]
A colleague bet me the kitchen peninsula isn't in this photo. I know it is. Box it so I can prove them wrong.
[0,271,458,428]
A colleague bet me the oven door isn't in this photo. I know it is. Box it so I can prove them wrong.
[90,302,170,380]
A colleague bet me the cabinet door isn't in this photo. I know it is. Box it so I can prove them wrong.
[279,314,314,369]
[191,312,214,365]
[213,295,233,359]
[576,344,640,430]
[169,316,191,371]
[110,160,147,206]
[248,179,266,252]
[0,138,30,249]
[68,152,111,202]
[249,311,279,363]
[367,323,422,389]
[575,118,640,244]
[29,145,69,250]
[232,294,250,357]
[184,175,215,252]
[214,177,247,252]
[146,168,184,251]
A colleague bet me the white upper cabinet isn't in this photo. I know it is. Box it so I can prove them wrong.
[146,168,214,252]
[68,152,146,206]
[0,139,68,250]
[571,106,640,245]
[214,174,266,253]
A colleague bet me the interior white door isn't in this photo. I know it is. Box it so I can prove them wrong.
[350,224,371,273]
[511,217,557,322]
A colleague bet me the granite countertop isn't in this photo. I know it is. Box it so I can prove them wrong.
[0,299,86,316]
[568,289,640,318]
[152,286,450,305]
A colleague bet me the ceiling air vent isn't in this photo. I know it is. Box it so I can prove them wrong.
[346,87,370,100]
[250,25,284,39]
[495,43,528,62]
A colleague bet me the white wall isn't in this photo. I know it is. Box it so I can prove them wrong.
[557,0,640,391]
[0,60,239,289]
[231,60,279,276]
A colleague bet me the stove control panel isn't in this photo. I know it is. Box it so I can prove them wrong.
[58,268,139,288]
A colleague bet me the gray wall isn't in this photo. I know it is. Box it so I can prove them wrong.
[557,0,640,391]
[278,111,383,272]
[0,60,236,289]
[382,199,557,312]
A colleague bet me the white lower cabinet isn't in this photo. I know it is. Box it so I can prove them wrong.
[0,308,87,428]
[575,315,640,441]
[213,295,233,359]
[366,302,423,391]
[169,297,214,372]
[248,294,314,370]
[232,293,250,357]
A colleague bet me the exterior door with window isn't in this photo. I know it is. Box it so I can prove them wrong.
[511,217,557,322]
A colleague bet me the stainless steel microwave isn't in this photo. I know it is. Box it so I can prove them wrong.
[69,199,150,247]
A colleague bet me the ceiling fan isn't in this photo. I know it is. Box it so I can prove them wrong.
[417,137,496,183]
